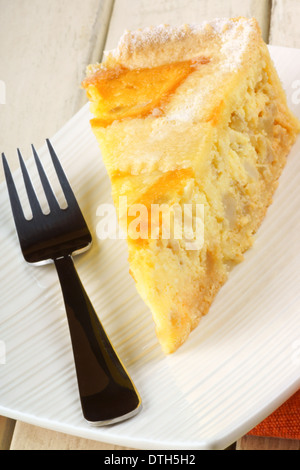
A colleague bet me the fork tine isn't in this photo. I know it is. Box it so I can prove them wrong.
[46,139,79,208]
[31,144,61,213]
[2,152,27,232]
[18,149,43,218]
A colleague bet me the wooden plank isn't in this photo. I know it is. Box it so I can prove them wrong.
[0,416,16,450]
[105,0,272,50]
[236,435,300,450]
[269,0,300,47]
[0,0,114,159]
[10,421,133,450]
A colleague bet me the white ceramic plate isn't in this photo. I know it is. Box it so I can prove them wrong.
[0,46,299,450]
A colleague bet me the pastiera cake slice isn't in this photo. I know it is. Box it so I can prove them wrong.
[83,18,300,354]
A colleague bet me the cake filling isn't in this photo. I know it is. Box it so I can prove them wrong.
[83,19,300,353]
[83,57,210,126]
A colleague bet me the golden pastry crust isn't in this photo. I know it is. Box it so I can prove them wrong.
[83,18,300,354]
[88,18,260,70]
[85,18,264,134]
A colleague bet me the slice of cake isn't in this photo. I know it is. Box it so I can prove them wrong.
[83,18,300,354]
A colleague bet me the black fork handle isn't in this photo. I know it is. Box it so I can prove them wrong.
[54,255,141,425]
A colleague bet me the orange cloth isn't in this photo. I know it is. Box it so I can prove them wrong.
[248,390,300,440]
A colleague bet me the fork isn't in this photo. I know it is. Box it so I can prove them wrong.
[1,139,142,425]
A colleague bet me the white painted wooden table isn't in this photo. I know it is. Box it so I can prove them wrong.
[0,0,299,450]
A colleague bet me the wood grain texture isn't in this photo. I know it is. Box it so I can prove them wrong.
[105,0,272,50]
[270,0,300,47]
[236,435,300,450]
[0,0,114,158]
[0,416,15,450]
[10,421,133,450]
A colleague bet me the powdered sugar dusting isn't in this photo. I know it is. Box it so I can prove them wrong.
[99,18,258,124]
[219,20,254,72]
[166,82,215,123]
[107,17,256,73]
[117,24,188,52]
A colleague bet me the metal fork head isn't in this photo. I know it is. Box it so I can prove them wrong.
[2,140,92,263]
